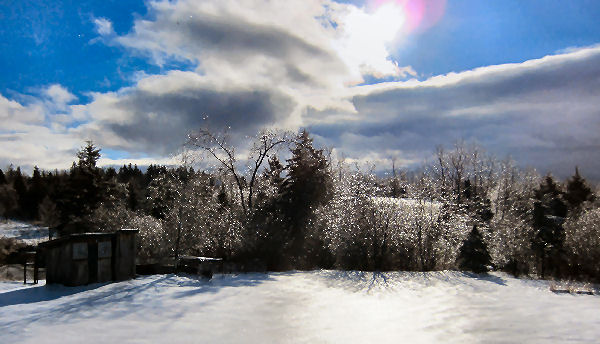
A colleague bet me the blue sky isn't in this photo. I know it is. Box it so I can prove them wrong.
[395,0,600,77]
[0,0,147,100]
[1,0,600,178]
[3,0,600,96]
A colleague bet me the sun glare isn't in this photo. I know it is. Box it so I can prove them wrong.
[372,0,447,34]
[336,0,446,83]
[337,2,405,81]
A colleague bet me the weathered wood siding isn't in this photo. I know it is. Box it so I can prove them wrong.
[39,229,138,286]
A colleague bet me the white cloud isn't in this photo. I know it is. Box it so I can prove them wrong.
[97,156,178,168]
[94,17,114,36]
[101,0,419,141]
[0,93,80,171]
[333,2,410,81]
[115,0,414,90]
[77,70,296,155]
[2,0,600,180]
[44,84,76,107]
[308,45,600,178]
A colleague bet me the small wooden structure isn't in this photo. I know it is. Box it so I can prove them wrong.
[22,251,38,284]
[177,256,223,278]
[37,229,138,286]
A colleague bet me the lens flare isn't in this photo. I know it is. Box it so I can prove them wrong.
[334,0,445,82]
[336,1,407,80]
[370,0,446,34]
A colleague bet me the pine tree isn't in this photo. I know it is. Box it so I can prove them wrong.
[388,158,406,198]
[105,167,117,180]
[279,129,332,267]
[0,169,7,185]
[24,166,46,219]
[0,185,17,221]
[12,167,27,218]
[457,225,492,273]
[127,181,140,211]
[531,175,567,278]
[56,142,104,235]
[4,165,16,183]
[77,141,101,169]
[564,167,595,211]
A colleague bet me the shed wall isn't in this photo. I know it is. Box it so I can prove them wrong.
[41,230,137,286]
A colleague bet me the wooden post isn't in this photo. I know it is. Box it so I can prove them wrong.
[33,253,38,284]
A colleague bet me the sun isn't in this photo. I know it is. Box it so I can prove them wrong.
[334,0,446,83]
[344,1,405,46]
[336,1,406,81]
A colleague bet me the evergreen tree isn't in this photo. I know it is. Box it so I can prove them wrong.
[56,142,104,235]
[457,225,492,273]
[12,167,27,218]
[461,179,494,226]
[77,141,101,169]
[0,184,17,221]
[127,181,140,211]
[531,175,567,278]
[105,167,117,180]
[246,156,288,269]
[564,167,595,211]
[24,166,47,219]
[4,165,16,183]
[279,130,332,267]
[0,169,6,185]
[388,159,406,198]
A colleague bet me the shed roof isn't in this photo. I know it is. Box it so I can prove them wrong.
[38,229,138,249]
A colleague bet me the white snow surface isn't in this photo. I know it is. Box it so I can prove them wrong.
[0,220,49,244]
[1,271,598,343]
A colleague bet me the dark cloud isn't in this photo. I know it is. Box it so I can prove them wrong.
[179,15,328,61]
[310,48,600,179]
[120,3,345,87]
[5,1,597,180]
[100,86,295,155]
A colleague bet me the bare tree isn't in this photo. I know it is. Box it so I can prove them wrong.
[434,145,449,198]
[187,127,290,216]
[448,140,468,203]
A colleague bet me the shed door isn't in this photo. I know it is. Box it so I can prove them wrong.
[88,242,98,284]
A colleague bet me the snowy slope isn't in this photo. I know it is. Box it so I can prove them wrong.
[0,220,49,244]
[0,271,598,344]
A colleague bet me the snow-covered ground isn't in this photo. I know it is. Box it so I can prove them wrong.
[0,220,49,244]
[1,271,598,343]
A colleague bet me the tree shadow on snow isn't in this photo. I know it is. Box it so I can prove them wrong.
[0,275,177,309]
[0,275,173,336]
[171,273,276,299]
[0,282,109,307]
[316,270,508,291]
[460,272,507,286]
[316,271,394,293]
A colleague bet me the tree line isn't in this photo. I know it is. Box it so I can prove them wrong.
[0,131,598,281]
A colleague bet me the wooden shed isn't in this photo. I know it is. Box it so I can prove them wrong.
[37,229,138,286]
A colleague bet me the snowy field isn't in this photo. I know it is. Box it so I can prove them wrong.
[0,220,49,244]
[1,271,599,344]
